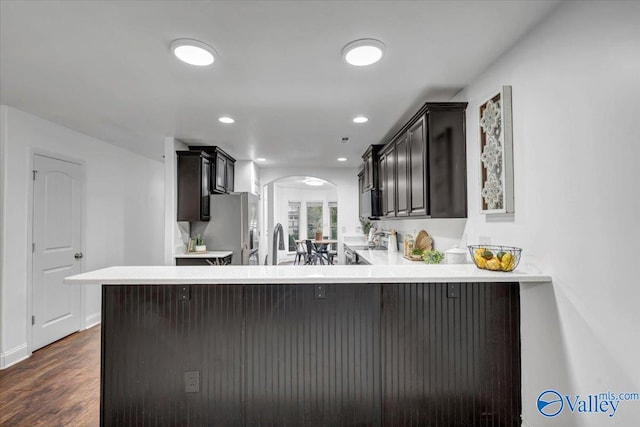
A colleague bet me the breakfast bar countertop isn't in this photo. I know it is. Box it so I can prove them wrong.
[174,250,233,258]
[64,264,551,285]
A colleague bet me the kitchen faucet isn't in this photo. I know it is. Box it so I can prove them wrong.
[271,223,285,265]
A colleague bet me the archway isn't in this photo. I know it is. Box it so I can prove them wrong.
[263,175,338,264]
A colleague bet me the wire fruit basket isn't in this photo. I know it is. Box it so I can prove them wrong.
[468,245,522,272]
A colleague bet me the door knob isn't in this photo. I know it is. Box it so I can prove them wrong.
[74,252,83,260]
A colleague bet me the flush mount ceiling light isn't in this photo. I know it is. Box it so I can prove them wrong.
[337,157,347,162]
[342,38,385,66]
[303,177,325,187]
[171,39,217,66]
[256,157,266,162]
[353,116,368,124]
[218,116,235,124]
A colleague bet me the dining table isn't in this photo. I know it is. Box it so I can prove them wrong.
[295,239,338,264]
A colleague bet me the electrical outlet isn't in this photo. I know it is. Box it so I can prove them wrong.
[314,285,326,299]
[184,371,200,393]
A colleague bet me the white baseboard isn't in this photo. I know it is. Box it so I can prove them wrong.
[0,342,30,370]
[85,312,101,329]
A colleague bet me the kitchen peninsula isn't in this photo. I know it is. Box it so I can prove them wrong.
[65,265,551,426]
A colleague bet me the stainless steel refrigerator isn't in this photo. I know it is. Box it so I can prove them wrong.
[201,192,259,265]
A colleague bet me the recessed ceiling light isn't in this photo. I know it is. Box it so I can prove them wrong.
[304,177,324,187]
[353,116,368,124]
[256,157,266,162]
[342,39,385,66]
[337,157,347,162]
[171,39,217,66]
[218,116,235,124]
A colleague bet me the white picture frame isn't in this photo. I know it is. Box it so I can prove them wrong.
[478,85,514,214]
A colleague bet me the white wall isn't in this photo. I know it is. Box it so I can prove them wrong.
[454,2,640,425]
[0,106,164,369]
[260,167,358,264]
[234,160,260,195]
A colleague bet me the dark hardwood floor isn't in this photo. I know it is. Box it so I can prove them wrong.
[0,326,100,426]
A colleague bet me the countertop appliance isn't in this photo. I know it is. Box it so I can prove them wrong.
[200,192,259,265]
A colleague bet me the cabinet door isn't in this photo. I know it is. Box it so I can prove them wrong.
[364,154,373,190]
[428,109,467,218]
[358,168,365,218]
[395,135,409,217]
[378,155,386,216]
[408,117,427,216]
[385,148,396,217]
[177,152,210,222]
[201,157,211,219]
[226,160,235,193]
[215,154,227,192]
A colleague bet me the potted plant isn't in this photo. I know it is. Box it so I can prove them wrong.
[359,217,373,237]
[313,221,323,241]
[194,234,206,253]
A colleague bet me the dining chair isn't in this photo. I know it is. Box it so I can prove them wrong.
[293,241,307,265]
[304,240,317,265]
[318,236,334,265]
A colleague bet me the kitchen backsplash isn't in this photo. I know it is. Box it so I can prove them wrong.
[372,218,467,252]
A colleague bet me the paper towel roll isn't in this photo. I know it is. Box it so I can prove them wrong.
[388,234,398,252]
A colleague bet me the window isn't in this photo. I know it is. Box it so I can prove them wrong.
[306,201,323,238]
[288,202,300,251]
[329,202,338,240]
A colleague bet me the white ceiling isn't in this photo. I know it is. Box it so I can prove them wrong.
[0,0,559,168]
[275,175,336,190]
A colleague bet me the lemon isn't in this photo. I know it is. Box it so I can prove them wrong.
[500,253,514,271]
[486,258,501,271]
[474,255,487,269]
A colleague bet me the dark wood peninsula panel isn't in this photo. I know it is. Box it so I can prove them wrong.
[101,282,521,426]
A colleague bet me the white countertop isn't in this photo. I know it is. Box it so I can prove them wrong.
[64,264,551,285]
[356,249,419,265]
[175,251,233,258]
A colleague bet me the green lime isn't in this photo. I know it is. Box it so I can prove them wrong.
[481,250,494,260]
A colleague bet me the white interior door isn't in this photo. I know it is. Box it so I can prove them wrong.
[32,154,83,351]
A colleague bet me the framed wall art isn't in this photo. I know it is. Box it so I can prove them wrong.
[479,85,514,214]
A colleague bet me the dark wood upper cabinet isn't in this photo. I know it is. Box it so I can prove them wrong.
[395,134,409,217]
[384,145,396,217]
[188,145,236,194]
[408,117,427,216]
[215,154,227,192]
[358,145,384,219]
[428,106,467,218]
[226,160,235,194]
[366,102,467,219]
[378,152,387,216]
[176,151,211,221]
[361,144,383,192]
